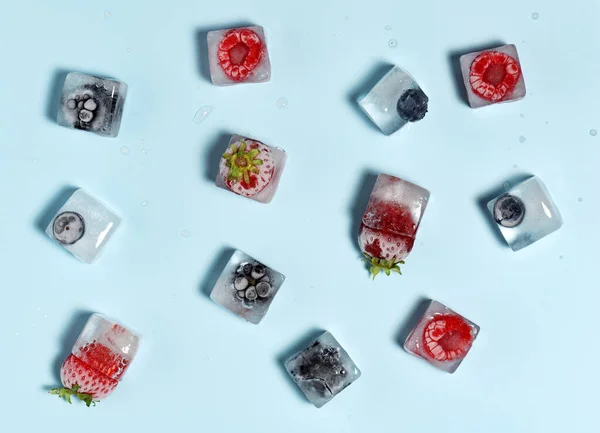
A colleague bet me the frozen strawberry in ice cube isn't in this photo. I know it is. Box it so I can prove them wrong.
[216,135,287,204]
[49,314,140,406]
[404,300,479,373]
[358,174,429,278]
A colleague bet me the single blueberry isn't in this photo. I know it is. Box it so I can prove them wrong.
[397,88,429,122]
[493,195,526,228]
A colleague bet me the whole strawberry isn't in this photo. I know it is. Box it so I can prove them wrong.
[358,174,429,278]
[49,314,140,407]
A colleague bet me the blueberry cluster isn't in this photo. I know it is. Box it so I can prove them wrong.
[233,262,273,307]
[290,341,347,397]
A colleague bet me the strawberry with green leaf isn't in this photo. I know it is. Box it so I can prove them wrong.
[220,137,275,197]
[358,174,430,279]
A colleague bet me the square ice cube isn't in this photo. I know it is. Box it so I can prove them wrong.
[358,66,429,135]
[359,174,430,276]
[72,314,140,381]
[459,44,526,108]
[285,331,361,408]
[44,189,122,263]
[207,26,271,86]
[487,176,562,251]
[210,250,285,324]
[57,72,128,137]
[216,134,287,204]
[404,300,479,374]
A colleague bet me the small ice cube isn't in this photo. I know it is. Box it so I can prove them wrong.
[487,176,562,251]
[206,26,271,86]
[459,44,526,108]
[210,250,285,324]
[215,134,287,204]
[44,189,122,263]
[404,300,479,373]
[358,66,428,135]
[57,72,128,137]
[285,331,361,408]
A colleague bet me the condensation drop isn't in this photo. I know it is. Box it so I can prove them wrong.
[180,229,191,238]
[520,113,525,118]
[531,12,539,20]
[513,164,518,168]
[384,25,392,31]
[276,97,288,110]
[104,10,111,19]
[127,47,132,52]
[559,255,564,260]
[503,181,511,190]
[590,129,597,136]
[120,146,130,155]
[388,39,398,49]
[141,200,148,207]
[578,197,583,202]
[519,136,526,143]
[193,106,213,124]
[172,294,177,299]
[204,356,210,361]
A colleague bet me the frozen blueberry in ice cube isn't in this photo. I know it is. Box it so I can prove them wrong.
[486,176,562,251]
[493,194,525,228]
[52,212,85,245]
[459,44,526,108]
[397,88,429,122]
[404,300,479,374]
[210,250,285,324]
[44,189,122,263]
[206,25,271,86]
[285,331,361,408]
[57,72,128,137]
[358,65,428,135]
[215,135,287,204]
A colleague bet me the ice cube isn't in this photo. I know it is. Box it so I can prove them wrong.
[72,314,140,381]
[358,66,428,135]
[210,250,285,324]
[404,300,479,374]
[487,176,562,251]
[57,72,128,137]
[459,44,526,108]
[207,26,271,86]
[44,189,122,263]
[358,174,430,278]
[216,134,287,204]
[285,331,361,408]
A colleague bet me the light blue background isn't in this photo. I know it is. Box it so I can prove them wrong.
[0,1,598,432]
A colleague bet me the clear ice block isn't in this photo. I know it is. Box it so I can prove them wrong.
[207,25,271,86]
[216,134,287,204]
[210,250,285,324]
[487,176,562,251]
[44,189,122,263]
[459,44,526,108]
[73,314,140,381]
[404,300,479,374]
[359,174,430,277]
[358,66,428,135]
[57,72,128,137]
[285,331,361,408]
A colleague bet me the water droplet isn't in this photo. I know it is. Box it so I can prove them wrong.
[384,24,392,31]
[519,136,526,143]
[104,10,111,19]
[120,146,130,155]
[578,197,583,202]
[503,181,511,190]
[180,229,191,238]
[273,97,289,110]
[172,294,177,299]
[513,164,518,168]
[44,314,48,319]
[127,47,132,52]
[141,200,148,207]
[344,15,349,20]
[388,39,398,49]
[520,113,525,118]
[37,307,41,312]
[204,356,210,361]
[559,255,564,260]
[141,148,148,155]
[193,105,213,124]
[33,324,37,328]
[15,332,19,336]
[32,158,37,163]
[590,129,597,136]
[531,12,539,20]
